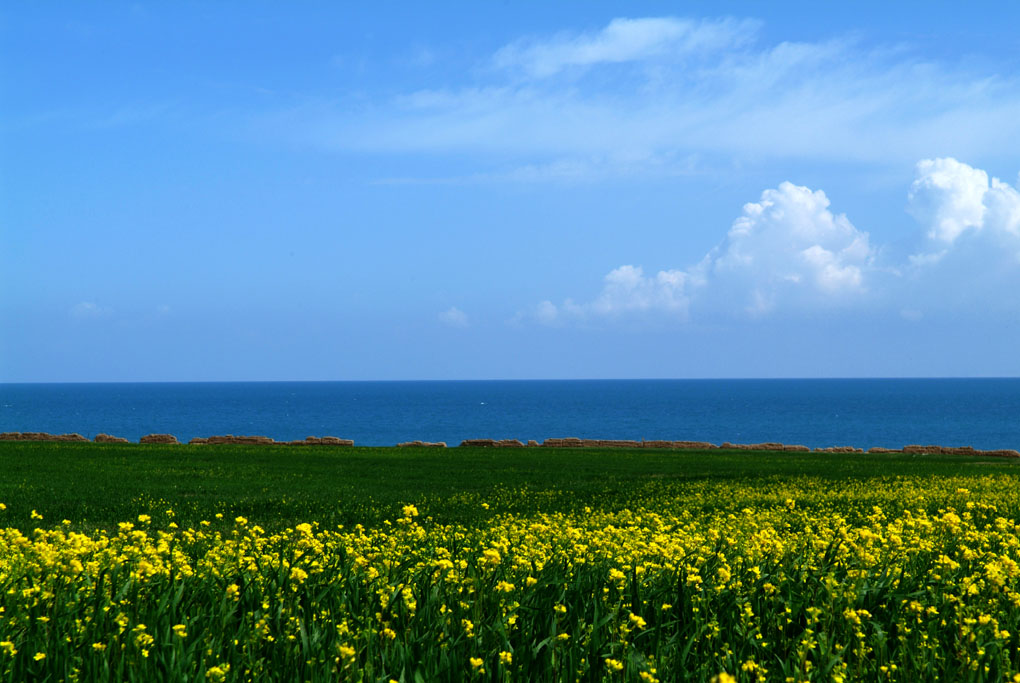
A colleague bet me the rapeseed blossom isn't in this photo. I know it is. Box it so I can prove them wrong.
[3,474,1020,680]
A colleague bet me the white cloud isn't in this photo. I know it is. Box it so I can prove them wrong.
[529,159,1020,324]
[908,158,990,244]
[70,302,112,320]
[530,266,689,324]
[530,181,875,322]
[438,306,469,327]
[493,17,756,78]
[534,300,561,325]
[283,16,1020,176]
[701,182,875,315]
[908,157,1020,263]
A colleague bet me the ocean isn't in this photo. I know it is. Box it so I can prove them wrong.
[2,379,1020,450]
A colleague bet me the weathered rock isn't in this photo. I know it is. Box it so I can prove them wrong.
[814,446,864,453]
[719,442,768,450]
[942,446,979,456]
[95,433,129,444]
[140,433,179,445]
[319,436,354,446]
[210,435,277,445]
[22,432,57,441]
[642,440,674,449]
[782,444,811,452]
[672,441,716,449]
[494,439,525,448]
[460,439,496,447]
[903,444,942,454]
[980,449,1020,458]
[600,440,642,448]
[867,447,900,454]
[288,436,354,446]
[527,440,540,447]
[541,438,584,448]
[3,431,89,442]
[189,437,210,445]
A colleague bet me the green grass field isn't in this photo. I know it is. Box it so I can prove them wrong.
[5,443,1020,682]
[1,442,1018,531]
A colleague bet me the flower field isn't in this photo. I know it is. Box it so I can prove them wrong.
[3,444,1020,681]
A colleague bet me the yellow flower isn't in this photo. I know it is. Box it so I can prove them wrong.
[206,665,230,682]
[402,504,419,517]
[172,624,187,638]
[137,514,151,524]
[34,652,46,661]
[30,509,43,520]
[499,651,513,665]
[605,658,624,672]
[235,516,248,525]
[92,643,107,652]
[0,641,16,657]
[712,674,736,683]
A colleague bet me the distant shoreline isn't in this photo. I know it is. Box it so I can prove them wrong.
[2,431,1019,458]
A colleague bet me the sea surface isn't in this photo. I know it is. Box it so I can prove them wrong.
[2,379,1020,450]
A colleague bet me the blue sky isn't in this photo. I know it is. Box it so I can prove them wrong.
[3,2,1020,381]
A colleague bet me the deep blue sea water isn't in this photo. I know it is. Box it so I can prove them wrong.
[2,379,1020,450]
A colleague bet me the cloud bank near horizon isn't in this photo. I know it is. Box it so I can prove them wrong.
[529,158,1020,325]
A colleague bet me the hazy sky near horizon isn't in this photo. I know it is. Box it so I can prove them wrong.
[3,2,1020,381]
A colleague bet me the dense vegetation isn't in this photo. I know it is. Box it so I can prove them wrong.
[2,443,1020,681]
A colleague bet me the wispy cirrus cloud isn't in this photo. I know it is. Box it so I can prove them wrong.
[492,16,758,78]
[276,16,1020,179]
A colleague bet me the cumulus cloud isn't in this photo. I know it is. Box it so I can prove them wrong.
[530,181,877,322]
[908,158,1020,264]
[529,159,1020,324]
[533,265,689,324]
[699,182,875,315]
[438,306,469,328]
[493,17,756,78]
